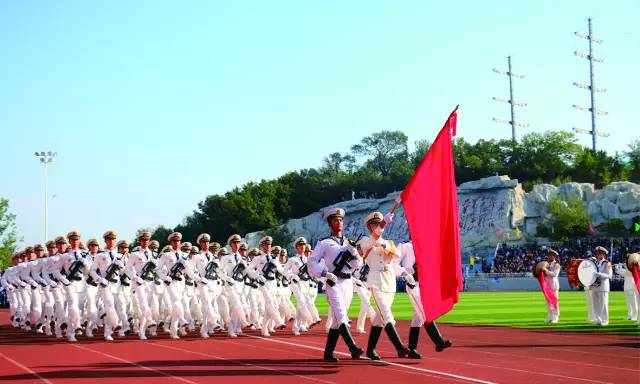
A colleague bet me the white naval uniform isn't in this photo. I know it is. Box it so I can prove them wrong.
[125,249,157,338]
[249,252,286,336]
[221,252,251,335]
[155,249,189,338]
[590,259,612,325]
[543,261,560,323]
[360,236,401,327]
[61,249,89,339]
[49,252,70,337]
[397,243,428,327]
[90,249,121,339]
[615,264,638,321]
[352,272,375,333]
[284,254,313,334]
[308,235,362,330]
[191,250,221,337]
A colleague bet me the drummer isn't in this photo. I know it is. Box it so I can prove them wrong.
[591,246,613,326]
[542,249,561,323]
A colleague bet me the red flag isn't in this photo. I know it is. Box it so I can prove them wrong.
[401,108,462,322]
[632,264,640,294]
[536,272,559,311]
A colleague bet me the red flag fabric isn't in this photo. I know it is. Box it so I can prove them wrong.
[632,264,640,294]
[536,272,559,311]
[401,109,462,322]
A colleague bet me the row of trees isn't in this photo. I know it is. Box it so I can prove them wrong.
[150,131,639,245]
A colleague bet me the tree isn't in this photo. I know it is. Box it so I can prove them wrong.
[410,139,431,168]
[149,225,173,247]
[596,219,629,237]
[351,131,408,176]
[547,195,590,241]
[0,198,19,270]
[322,152,356,174]
[626,140,640,183]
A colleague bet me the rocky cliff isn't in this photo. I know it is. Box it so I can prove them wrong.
[245,176,640,262]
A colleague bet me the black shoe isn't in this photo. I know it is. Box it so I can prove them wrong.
[408,327,422,359]
[366,326,383,360]
[338,324,363,359]
[60,322,68,330]
[436,340,452,352]
[50,320,56,329]
[384,323,409,358]
[323,328,340,362]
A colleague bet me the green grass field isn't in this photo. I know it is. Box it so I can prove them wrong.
[314,291,640,335]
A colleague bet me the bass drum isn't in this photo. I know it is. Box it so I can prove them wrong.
[578,258,598,287]
[566,259,582,288]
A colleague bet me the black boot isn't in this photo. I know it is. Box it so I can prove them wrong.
[366,326,383,360]
[323,328,340,362]
[424,321,452,352]
[338,323,363,359]
[384,323,409,357]
[408,326,422,359]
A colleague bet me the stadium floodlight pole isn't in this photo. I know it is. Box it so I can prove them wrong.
[34,151,57,242]
[573,17,608,151]
[493,56,527,141]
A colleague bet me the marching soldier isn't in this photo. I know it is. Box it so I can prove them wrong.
[124,231,158,339]
[397,241,452,358]
[114,239,132,336]
[359,211,408,360]
[83,238,101,338]
[542,249,561,323]
[249,236,286,336]
[284,237,314,335]
[192,233,221,338]
[90,230,122,341]
[60,231,88,342]
[155,232,189,339]
[308,207,364,362]
[221,234,251,336]
[303,243,321,325]
[591,246,612,326]
[353,264,376,334]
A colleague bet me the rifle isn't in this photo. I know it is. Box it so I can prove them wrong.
[298,264,311,281]
[232,262,246,282]
[204,260,219,280]
[326,234,362,287]
[141,261,157,281]
[66,260,85,281]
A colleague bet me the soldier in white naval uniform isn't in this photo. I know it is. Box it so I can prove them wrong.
[591,246,613,326]
[542,248,561,323]
[155,232,190,339]
[308,207,364,362]
[124,231,158,339]
[614,261,638,321]
[358,211,409,360]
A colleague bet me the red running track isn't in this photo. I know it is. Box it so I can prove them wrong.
[0,310,638,384]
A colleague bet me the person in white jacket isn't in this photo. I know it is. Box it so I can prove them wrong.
[614,262,638,321]
[591,246,613,326]
[283,237,313,335]
[542,249,561,323]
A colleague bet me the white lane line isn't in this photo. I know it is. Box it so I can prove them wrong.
[245,334,496,384]
[152,341,336,384]
[298,337,616,384]
[221,336,468,383]
[72,344,200,384]
[0,352,54,384]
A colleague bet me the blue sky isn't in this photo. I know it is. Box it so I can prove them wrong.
[1,1,638,246]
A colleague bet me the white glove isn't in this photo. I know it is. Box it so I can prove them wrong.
[49,281,58,288]
[325,272,338,284]
[135,277,144,285]
[163,277,172,284]
[257,276,266,284]
[383,212,394,224]
[114,259,124,268]
[19,281,27,288]
[61,278,70,286]
[99,277,109,286]
[199,278,208,285]
[354,279,363,287]
[404,273,415,286]
[291,275,300,283]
